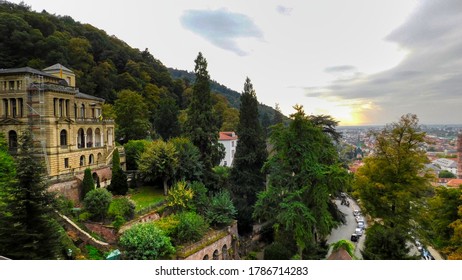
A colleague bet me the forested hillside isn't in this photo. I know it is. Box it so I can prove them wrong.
[0,1,281,130]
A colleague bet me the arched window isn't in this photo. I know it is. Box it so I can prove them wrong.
[203,255,209,260]
[212,250,219,260]
[77,128,85,148]
[8,130,17,151]
[80,155,86,166]
[60,129,67,146]
[86,128,93,148]
[95,128,101,147]
[222,245,228,260]
[89,154,94,164]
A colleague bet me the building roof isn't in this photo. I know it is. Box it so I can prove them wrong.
[432,158,457,168]
[76,91,105,102]
[0,66,57,79]
[219,131,238,141]
[447,179,462,188]
[327,248,353,260]
[43,63,73,73]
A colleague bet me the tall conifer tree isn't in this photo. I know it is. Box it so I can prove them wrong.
[230,77,268,234]
[0,130,61,259]
[185,52,224,188]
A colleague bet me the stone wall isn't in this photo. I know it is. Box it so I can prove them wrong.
[177,221,239,260]
[49,179,81,204]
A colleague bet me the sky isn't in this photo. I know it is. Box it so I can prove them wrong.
[9,0,462,125]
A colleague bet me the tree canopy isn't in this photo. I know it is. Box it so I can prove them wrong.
[253,105,349,259]
[230,77,267,234]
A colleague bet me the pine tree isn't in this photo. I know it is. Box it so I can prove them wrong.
[230,77,268,234]
[81,168,95,200]
[0,130,61,259]
[185,52,224,189]
[109,148,128,195]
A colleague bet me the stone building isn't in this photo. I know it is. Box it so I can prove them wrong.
[0,64,121,199]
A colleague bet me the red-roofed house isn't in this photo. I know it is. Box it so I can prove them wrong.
[218,132,238,167]
[447,179,462,188]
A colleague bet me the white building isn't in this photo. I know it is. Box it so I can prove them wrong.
[218,131,238,167]
[432,158,457,175]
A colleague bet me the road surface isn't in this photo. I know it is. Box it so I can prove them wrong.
[326,197,365,259]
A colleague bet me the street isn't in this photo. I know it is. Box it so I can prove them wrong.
[326,197,365,259]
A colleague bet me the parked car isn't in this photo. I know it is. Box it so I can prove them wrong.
[353,209,360,216]
[357,221,365,229]
[356,216,364,223]
[351,233,359,242]
[355,227,363,236]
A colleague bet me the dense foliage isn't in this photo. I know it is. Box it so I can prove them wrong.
[0,130,61,259]
[83,188,112,221]
[138,140,179,195]
[253,105,349,259]
[107,197,136,221]
[205,190,237,227]
[81,168,95,199]
[184,52,224,189]
[119,223,175,260]
[354,114,432,259]
[230,77,268,234]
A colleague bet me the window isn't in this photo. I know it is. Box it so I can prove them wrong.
[8,81,14,90]
[8,130,17,151]
[80,155,86,166]
[60,129,67,146]
[11,99,16,118]
[64,158,69,168]
[80,104,85,118]
[89,154,94,165]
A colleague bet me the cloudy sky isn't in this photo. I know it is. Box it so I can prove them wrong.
[10,0,462,125]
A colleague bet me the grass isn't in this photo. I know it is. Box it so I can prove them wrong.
[129,186,165,212]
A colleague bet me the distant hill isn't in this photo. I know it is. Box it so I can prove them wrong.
[0,0,282,123]
[169,68,280,123]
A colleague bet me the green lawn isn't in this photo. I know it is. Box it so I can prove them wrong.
[129,186,165,212]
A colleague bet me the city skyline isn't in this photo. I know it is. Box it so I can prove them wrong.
[9,0,462,125]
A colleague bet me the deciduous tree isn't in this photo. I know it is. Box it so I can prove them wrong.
[138,140,179,195]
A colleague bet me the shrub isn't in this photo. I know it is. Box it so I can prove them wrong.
[264,242,294,260]
[81,168,95,200]
[189,181,208,214]
[119,223,175,260]
[83,188,112,221]
[205,190,237,226]
[166,181,193,212]
[109,168,128,195]
[174,212,209,243]
[108,197,135,220]
[112,215,126,231]
[78,211,92,222]
[154,214,179,236]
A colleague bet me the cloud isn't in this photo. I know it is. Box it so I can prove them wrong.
[180,9,263,56]
[307,0,462,124]
[324,65,357,73]
[276,5,293,16]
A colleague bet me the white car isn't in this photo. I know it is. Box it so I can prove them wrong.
[357,221,365,229]
[355,227,363,236]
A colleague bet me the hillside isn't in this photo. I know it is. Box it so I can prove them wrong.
[0,0,281,124]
